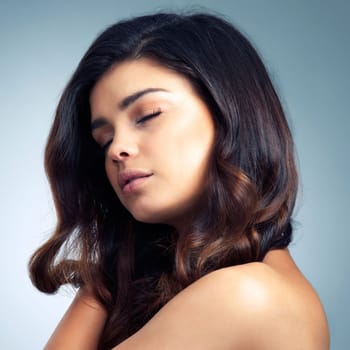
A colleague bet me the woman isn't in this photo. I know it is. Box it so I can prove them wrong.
[29,12,329,349]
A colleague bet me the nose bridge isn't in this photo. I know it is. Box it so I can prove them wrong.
[108,123,138,160]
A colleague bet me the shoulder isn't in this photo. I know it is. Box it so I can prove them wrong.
[115,251,329,350]
[179,261,284,320]
[199,252,329,348]
[186,262,293,338]
[193,253,329,349]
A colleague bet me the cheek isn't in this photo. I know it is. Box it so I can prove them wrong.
[180,116,213,167]
[156,116,215,190]
[177,140,213,193]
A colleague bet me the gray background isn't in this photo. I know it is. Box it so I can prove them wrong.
[0,0,349,349]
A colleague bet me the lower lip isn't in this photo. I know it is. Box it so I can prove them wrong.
[122,175,153,194]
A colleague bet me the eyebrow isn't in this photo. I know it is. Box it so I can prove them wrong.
[91,87,168,132]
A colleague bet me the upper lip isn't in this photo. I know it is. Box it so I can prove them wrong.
[118,169,153,190]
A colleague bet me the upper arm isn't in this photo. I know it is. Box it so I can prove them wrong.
[114,263,328,350]
[114,264,287,350]
[114,268,238,350]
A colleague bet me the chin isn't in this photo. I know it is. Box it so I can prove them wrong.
[128,208,161,224]
[128,206,177,226]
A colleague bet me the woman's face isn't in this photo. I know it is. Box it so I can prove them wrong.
[90,58,215,230]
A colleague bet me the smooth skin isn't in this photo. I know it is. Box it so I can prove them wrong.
[44,250,329,350]
[44,59,329,349]
[114,249,329,350]
[90,58,216,230]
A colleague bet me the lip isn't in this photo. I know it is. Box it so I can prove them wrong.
[118,169,153,193]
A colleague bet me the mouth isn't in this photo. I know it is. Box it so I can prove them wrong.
[118,170,153,192]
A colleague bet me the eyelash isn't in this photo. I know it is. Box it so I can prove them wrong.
[101,109,162,153]
[136,108,162,124]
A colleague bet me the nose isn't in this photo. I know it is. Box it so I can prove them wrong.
[106,132,139,162]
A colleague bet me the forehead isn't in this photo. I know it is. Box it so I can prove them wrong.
[90,58,194,103]
[89,58,203,123]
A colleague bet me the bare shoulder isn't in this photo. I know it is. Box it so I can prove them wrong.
[115,249,329,350]
[204,249,330,349]
[206,250,329,349]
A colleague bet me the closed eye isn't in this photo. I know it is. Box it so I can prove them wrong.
[136,109,162,124]
[98,108,162,154]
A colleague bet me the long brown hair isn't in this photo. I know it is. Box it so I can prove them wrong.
[29,12,298,348]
